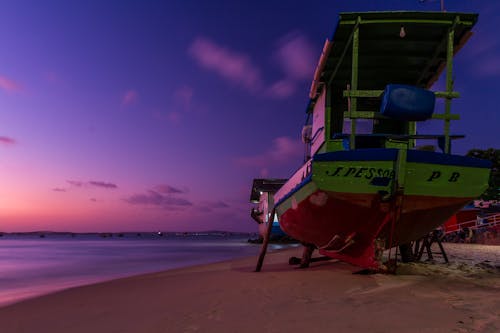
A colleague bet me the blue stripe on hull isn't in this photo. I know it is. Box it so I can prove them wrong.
[314,149,491,168]
[274,174,313,208]
[406,150,491,168]
[313,148,398,162]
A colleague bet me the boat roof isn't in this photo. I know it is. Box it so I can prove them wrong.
[307,11,478,112]
[250,178,287,202]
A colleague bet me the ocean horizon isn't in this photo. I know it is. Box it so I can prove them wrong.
[0,233,294,307]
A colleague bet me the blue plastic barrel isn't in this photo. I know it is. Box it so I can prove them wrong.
[380,84,435,121]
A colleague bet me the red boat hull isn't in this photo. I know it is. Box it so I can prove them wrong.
[278,190,469,268]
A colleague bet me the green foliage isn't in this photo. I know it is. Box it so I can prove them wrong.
[416,145,436,152]
[466,148,499,200]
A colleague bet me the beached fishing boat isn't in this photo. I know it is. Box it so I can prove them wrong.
[250,178,288,238]
[269,11,492,270]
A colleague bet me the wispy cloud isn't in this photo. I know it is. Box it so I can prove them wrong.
[274,32,316,80]
[460,8,500,78]
[67,180,84,187]
[173,85,194,112]
[52,188,66,192]
[0,136,16,145]
[202,200,229,209]
[266,79,296,99]
[167,111,181,124]
[66,180,118,189]
[234,136,303,168]
[122,89,138,106]
[196,200,230,213]
[166,85,195,124]
[124,189,192,208]
[188,37,262,91]
[188,32,314,99]
[89,181,118,189]
[0,75,22,92]
[153,184,187,194]
[259,168,270,178]
[90,198,97,202]
[473,57,500,77]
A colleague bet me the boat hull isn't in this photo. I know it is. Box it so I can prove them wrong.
[274,149,491,269]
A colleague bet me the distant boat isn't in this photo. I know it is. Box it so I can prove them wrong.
[250,178,288,239]
[271,11,491,269]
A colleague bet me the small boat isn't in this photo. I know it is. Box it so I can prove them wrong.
[250,178,288,239]
[271,11,492,270]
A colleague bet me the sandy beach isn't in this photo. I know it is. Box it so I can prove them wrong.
[0,244,499,333]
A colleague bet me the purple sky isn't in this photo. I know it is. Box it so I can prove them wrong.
[0,0,499,232]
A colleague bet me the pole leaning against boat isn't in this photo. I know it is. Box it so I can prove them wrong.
[255,207,276,272]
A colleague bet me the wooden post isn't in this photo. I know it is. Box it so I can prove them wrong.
[349,17,360,150]
[433,230,449,263]
[255,207,276,272]
[300,244,315,268]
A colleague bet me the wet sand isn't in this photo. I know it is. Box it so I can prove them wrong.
[0,244,498,333]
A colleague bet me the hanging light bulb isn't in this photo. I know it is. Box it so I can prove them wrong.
[400,25,406,38]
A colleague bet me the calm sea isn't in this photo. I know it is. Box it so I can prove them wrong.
[0,233,290,307]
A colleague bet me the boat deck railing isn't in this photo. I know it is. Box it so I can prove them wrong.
[443,212,500,235]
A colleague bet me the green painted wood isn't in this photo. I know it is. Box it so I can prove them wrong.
[313,160,394,194]
[444,21,456,154]
[327,21,360,86]
[408,122,416,148]
[323,12,477,90]
[435,91,460,98]
[310,160,490,198]
[343,90,384,98]
[349,18,361,150]
[340,19,473,26]
[342,90,459,98]
[432,113,460,120]
[343,111,378,119]
[404,162,490,197]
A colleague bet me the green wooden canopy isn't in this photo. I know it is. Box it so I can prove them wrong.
[306,11,478,153]
[309,11,478,104]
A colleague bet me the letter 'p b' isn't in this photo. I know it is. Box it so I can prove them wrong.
[427,171,441,182]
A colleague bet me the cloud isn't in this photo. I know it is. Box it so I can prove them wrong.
[90,198,97,202]
[188,37,262,91]
[122,90,138,106]
[260,168,269,177]
[459,12,500,78]
[203,201,229,209]
[167,111,181,124]
[173,85,194,111]
[266,79,296,98]
[0,75,22,92]
[153,184,187,194]
[124,189,192,208]
[274,32,316,80]
[0,136,16,145]
[234,136,303,168]
[196,200,229,213]
[52,188,66,192]
[89,181,118,189]
[165,85,195,125]
[188,33,314,99]
[67,180,84,187]
[473,57,500,77]
[66,180,118,189]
